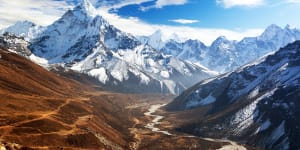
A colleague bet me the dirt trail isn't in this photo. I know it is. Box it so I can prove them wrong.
[0,97,93,137]
[128,118,142,150]
[1,98,73,127]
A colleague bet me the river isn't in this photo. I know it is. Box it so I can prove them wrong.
[144,103,172,135]
[144,104,247,150]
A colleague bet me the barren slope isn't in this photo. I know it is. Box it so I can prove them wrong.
[0,47,136,149]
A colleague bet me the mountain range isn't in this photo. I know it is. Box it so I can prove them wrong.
[166,40,300,149]
[0,0,215,95]
[1,1,300,94]
[1,0,300,149]
[140,25,300,73]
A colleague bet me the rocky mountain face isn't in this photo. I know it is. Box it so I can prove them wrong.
[0,32,49,67]
[137,29,166,50]
[166,40,300,149]
[142,25,300,73]
[0,32,32,56]
[0,0,215,95]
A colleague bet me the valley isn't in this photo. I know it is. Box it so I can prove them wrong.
[132,102,251,150]
[0,49,250,149]
[0,89,249,149]
[0,0,300,149]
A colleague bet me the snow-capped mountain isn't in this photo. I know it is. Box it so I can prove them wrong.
[155,24,300,73]
[161,39,208,62]
[137,29,166,50]
[0,21,44,41]
[29,0,141,64]
[166,40,300,149]
[1,0,215,94]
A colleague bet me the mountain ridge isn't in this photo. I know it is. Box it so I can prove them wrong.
[166,40,300,150]
[0,1,215,95]
[156,24,300,72]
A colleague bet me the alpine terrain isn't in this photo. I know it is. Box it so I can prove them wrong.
[0,0,299,149]
[166,40,300,150]
[0,0,215,95]
[141,25,300,72]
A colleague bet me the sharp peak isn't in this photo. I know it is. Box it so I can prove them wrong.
[215,36,228,41]
[285,24,291,29]
[150,29,163,38]
[210,36,230,46]
[283,24,298,30]
[79,0,92,5]
[265,24,282,31]
[74,0,97,17]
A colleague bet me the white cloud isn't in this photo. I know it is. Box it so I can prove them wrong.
[169,19,199,24]
[0,0,263,46]
[98,0,151,10]
[97,9,263,45]
[0,0,71,28]
[155,0,188,8]
[286,0,300,3]
[216,0,265,8]
[141,0,188,11]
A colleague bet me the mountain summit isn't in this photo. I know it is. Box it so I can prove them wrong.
[1,0,215,95]
[74,0,98,18]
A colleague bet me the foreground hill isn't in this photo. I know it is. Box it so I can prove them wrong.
[0,47,138,149]
[166,41,300,150]
[0,47,83,96]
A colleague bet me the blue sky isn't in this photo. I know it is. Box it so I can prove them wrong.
[1,0,300,44]
[106,0,300,29]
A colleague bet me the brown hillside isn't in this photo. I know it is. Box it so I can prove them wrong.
[0,47,136,149]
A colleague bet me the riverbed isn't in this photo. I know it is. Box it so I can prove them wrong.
[143,104,247,150]
[144,104,172,135]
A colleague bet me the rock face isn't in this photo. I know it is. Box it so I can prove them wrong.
[0,32,31,56]
[167,41,300,150]
[0,0,215,94]
[0,33,49,67]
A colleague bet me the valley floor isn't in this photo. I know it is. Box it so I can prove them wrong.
[0,90,257,150]
[127,96,255,150]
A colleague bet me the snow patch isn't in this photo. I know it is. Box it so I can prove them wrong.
[29,54,49,68]
[160,70,170,78]
[255,119,271,134]
[109,61,129,82]
[186,94,216,108]
[163,80,176,95]
[231,88,277,132]
[88,68,109,84]
[129,68,150,84]
[248,88,259,99]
